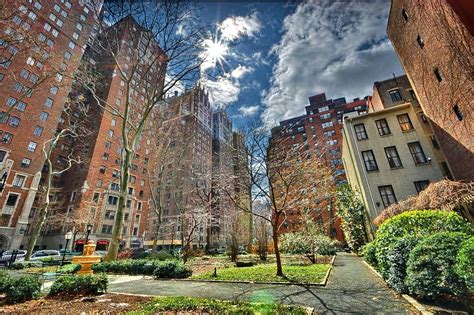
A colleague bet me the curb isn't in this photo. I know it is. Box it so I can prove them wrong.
[176,278,327,286]
[362,261,433,315]
[320,255,336,286]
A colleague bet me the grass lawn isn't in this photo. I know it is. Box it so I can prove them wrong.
[191,263,331,284]
[131,296,309,315]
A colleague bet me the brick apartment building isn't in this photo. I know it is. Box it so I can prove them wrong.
[342,75,452,236]
[33,15,167,251]
[387,0,473,181]
[271,93,368,241]
[0,0,101,250]
[145,85,213,251]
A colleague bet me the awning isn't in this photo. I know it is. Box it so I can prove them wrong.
[97,240,109,245]
[144,239,182,246]
[74,240,85,244]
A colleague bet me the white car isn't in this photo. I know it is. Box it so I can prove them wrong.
[30,250,61,261]
[0,249,26,264]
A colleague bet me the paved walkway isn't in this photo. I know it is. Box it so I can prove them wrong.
[109,253,414,314]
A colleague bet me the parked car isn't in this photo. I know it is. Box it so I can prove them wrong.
[30,250,61,261]
[0,249,27,265]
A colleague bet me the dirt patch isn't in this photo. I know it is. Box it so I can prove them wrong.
[0,293,152,314]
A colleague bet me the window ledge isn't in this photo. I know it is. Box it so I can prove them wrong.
[415,161,431,166]
[389,166,404,170]
[401,129,415,133]
[379,133,392,138]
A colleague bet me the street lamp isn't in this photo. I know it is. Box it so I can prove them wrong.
[61,231,73,266]
[85,223,93,244]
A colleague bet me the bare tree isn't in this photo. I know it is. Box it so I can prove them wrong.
[218,121,335,276]
[73,0,204,260]
[25,101,91,260]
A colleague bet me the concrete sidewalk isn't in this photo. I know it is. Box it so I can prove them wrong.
[108,253,414,314]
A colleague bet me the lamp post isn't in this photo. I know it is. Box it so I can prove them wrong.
[62,231,73,266]
[85,223,93,244]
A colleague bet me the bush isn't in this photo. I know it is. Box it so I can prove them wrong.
[386,236,418,293]
[58,263,81,274]
[154,250,175,261]
[373,210,472,278]
[0,271,11,293]
[49,273,108,296]
[9,261,39,270]
[317,238,341,256]
[455,237,474,291]
[406,232,469,298]
[91,259,182,276]
[153,260,192,279]
[5,275,42,303]
[361,242,377,267]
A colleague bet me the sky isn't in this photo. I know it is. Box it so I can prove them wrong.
[197,0,404,129]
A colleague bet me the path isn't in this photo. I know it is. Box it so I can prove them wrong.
[109,252,414,314]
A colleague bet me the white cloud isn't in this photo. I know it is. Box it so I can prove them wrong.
[219,12,261,41]
[262,0,403,126]
[238,105,260,117]
[231,65,254,79]
[203,74,241,109]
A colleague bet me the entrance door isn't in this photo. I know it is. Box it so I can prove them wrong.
[0,234,8,250]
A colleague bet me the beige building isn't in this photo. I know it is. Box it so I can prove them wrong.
[342,76,451,233]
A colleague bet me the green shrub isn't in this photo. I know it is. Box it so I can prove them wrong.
[455,237,474,291]
[5,275,42,303]
[406,232,469,298]
[0,271,11,293]
[317,238,340,256]
[9,261,39,270]
[49,273,108,296]
[153,260,192,279]
[92,259,164,275]
[374,210,472,278]
[58,263,81,274]
[361,242,377,267]
[154,250,176,261]
[386,236,419,293]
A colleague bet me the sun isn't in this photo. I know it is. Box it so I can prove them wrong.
[202,37,228,70]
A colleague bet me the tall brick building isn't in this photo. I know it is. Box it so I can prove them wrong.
[0,0,101,250]
[271,93,368,241]
[387,0,473,181]
[145,85,213,250]
[33,15,167,251]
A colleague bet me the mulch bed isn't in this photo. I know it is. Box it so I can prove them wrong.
[0,293,152,314]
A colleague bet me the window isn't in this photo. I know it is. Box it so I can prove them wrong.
[34,2,42,10]
[29,74,38,84]
[76,23,83,31]
[389,89,402,102]
[20,69,30,79]
[397,114,413,131]
[110,183,119,191]
[411,30,424,47]
[375,119,391,136]
[0,73,4,82]
[6,193,19,207]
[27,141,37,152]
[72,32,79,40]
[64,51,72,60]
[384,146,402,168]
[0,150,6,162]
[6,97,17,107]
[101,224,113,234]
[51,29,59,37]
[414,180,430,194]
[33,126,43,136]
[409,90,417,100]
[408,141,427,164]
[56,19,63,27]
[20,158,31,168]
[102,153,109,160]
[402,8,409,21]
[107,195,118,205]
[320,113,331,120]
[92,192,100,203]
[108,130,114,137]
[48,13,56,21]
[453,104,463,121]
[13,82,24,92]
[3,133,13,145]
[44,98,53,108]
[54,4,61,12]
[322,122,333,128]
[8,116,20,127]
[354,124,368,140]
[28,11,37,20]
[50,86,58,95]
[104,141,112,149]
[13,175,26,187]
[39,111,49,121]
[68,41,75,49]
[318,106,329,113]
[434,68,443,82]
[379,185,397,207]
[55,73,62,82]
[362,150,378,171]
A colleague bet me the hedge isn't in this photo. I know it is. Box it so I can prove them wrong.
[455,237,474,291]
[49,273,108,296]
[5,275,42,303]
[372,210,472,278]
[153,260,192,279]
[0,271,11,293]
[386,236,418,293]
[406,232,469,298]
[91,259,192,278]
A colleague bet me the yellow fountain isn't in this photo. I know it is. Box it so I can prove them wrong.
[72,240,101,275]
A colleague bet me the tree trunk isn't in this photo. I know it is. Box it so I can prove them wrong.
[272,224,283,277]
[106,149,131,261]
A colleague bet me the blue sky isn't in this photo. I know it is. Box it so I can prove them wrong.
[197,0,404,129]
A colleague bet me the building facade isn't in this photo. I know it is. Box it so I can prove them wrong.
[0,0,101,250]
[271,93,368,241]
[387,0,473,181]
[145,85,213,251]
[342,76,451,234]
